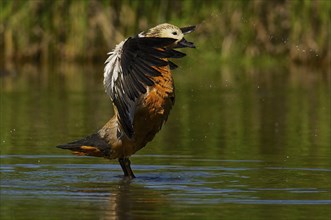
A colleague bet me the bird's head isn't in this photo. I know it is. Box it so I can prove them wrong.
[142,23,195,48]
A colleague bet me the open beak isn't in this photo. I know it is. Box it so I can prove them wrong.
[176,25,195,48]
[180,25,196,34]
[176,37,195,48]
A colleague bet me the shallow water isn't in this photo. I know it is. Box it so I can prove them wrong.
[1,62,330,219]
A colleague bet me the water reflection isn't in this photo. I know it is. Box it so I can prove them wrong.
[1,63,330,158]
[0,62,330,219]
[103,179,168,220]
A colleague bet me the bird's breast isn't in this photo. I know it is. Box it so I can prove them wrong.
[123,66,175,154]
[133,66,175,146]
[104,66,175,159]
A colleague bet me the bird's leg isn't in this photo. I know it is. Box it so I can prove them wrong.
[124,158,135,179]
[118,158,129,176]
[118,158,135,179]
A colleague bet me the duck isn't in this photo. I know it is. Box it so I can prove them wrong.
[56,23,195,178]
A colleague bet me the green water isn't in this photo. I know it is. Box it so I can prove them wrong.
[0,62,330,220]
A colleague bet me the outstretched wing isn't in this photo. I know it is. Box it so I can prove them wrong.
[104,37,186,138]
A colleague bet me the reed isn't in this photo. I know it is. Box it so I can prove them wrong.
[0,0,329,67]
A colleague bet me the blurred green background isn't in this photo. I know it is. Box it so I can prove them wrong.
[1,0,330,67]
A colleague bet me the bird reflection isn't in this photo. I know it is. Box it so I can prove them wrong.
[102,178,167,220]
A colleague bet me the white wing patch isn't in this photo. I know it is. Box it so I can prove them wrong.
[104,40,125,98]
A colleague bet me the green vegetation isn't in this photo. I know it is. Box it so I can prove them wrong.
[0,0,330,66]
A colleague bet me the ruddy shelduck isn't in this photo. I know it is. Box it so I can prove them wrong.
[57,23,195,178]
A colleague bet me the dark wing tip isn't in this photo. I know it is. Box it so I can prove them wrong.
[118,116,134,139]
[168,61,178,70]
[180,25,196,34]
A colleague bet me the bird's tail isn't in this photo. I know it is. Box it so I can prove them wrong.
[56,133,111,157]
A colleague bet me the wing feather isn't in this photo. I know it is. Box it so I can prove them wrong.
[168,61,178,70]
[104,37,185,138]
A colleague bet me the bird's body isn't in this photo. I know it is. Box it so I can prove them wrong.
[57,23,195,178]
[99,63,174,159]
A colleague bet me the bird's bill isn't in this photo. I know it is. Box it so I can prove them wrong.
[180,25,196,34]
[176,37,195,48]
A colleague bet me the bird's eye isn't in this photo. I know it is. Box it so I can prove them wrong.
[172,31,177,35]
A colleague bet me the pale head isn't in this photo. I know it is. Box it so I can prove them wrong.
[143,23,195,48]
[144,23,183,41]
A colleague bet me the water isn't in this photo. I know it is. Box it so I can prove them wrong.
[1,62,330,219]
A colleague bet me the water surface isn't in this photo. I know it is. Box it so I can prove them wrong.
[1,62,330,219]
